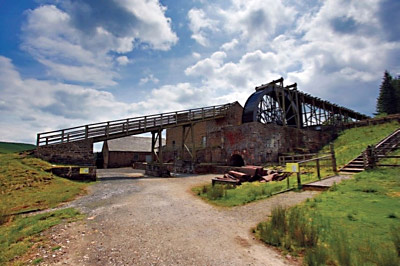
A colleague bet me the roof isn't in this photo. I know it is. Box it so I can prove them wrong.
[105,136,165,152]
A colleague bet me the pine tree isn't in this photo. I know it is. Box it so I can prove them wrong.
[393,75,400,113]
[376,71,397,115]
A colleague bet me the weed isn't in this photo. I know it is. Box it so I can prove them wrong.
[32,258,43,264]
[304,244,328,266]
[51,245,61,251]
[206,185,225,200]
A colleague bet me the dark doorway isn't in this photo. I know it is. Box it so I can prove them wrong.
[229,154,245,167]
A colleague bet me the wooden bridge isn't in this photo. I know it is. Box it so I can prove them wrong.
[37,103,234,147]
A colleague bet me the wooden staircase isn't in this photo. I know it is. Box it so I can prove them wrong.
[339,128,400,174]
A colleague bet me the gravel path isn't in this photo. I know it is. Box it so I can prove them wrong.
[34,168,318,266]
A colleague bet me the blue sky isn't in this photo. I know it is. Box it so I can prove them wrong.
[1,0,399,144]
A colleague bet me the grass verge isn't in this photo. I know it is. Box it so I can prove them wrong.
[255,167,400,265]
[192,166,332,207]
[0,208,82,265]
[0,152,91,264]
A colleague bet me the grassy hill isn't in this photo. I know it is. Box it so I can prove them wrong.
[256,121,400,265]
[0,142,36,154]
[0,151,89,264]
[322,120,400,167]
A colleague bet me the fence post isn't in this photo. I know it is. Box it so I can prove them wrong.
[366,145,376,169]
[85,125,89,139]
[330,143,338,175]
[297,172,301,188]
[37,134,40,147]
[287,174,290,189]
[316,159,321,180]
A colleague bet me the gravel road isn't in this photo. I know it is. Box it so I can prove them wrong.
[33,168,318,266]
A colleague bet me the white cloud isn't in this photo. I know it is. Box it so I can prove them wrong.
[116,56,130,66]
[217,0,297,48]
[188,8,218,46]
[221,39,238,51]
[21,1,177,87]
[181,0,400,115]
[139,74,159,85]
[192,52,201,59]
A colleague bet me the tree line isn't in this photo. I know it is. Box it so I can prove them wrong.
[376,71,400,115]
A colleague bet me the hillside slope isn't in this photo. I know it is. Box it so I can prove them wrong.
[0,141,36,154]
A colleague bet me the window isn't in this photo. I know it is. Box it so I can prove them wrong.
[202,136,207,148]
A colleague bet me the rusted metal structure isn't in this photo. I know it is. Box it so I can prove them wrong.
[242,78,369,128]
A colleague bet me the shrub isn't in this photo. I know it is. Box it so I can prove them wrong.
[206,185,225,200]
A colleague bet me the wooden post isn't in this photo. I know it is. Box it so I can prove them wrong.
[316,159,321,180]
[85,125,89,139]
[287,174,290,189]
[330,143,338,175]
[181,126,185,160]
[158,129,163,165]
[151,131,155,162]
[191,124,196,162]
[297,172,301,188]
[61,130,65,143]
[37,134,40,147]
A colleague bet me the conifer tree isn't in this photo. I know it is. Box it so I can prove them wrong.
[376,71,397,115]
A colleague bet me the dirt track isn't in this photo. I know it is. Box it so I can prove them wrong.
[34,168,318,265]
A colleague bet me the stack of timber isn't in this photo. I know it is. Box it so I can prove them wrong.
[212,166,290,186]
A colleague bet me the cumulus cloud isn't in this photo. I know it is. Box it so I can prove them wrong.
[21,1,177,87]
[116,56,130,65]
[182,0,400,115]
[217,0,297,48]
[139,74,159,85]
[188,8,218,46]
[220,39,238,51]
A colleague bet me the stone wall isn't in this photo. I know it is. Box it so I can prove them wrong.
[213,122,333,165]
[35,139,94,166]
[164,102,243,162]
[164,118,334,166]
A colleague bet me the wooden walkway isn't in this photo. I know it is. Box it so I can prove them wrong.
[37,103,234,146]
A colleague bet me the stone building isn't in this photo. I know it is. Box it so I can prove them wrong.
[103,136,164,168]
[163,102,333,166]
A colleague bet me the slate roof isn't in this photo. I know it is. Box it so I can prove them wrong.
[105,136,165,152]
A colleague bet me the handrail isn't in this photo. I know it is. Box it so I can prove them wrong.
[37,102,234,146]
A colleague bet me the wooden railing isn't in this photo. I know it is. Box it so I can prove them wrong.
[37,103,234,146]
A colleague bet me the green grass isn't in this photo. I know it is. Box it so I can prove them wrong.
[320,121,400,167]
[192,167,332,207]
[0,153,88,217]
[0,152,90,264]
[255,167,400,265]
[0,208,82,265]
[0,142,36,154]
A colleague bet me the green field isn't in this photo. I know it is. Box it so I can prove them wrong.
[255,122,400,265]
[0,142,36,154]
[0,146,89,264]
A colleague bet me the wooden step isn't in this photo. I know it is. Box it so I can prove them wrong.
[339,167,365,172]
